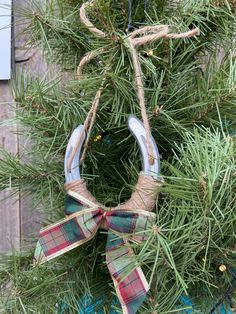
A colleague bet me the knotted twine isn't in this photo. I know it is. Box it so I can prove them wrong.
[34,2,200,313]
[67,0,199,169]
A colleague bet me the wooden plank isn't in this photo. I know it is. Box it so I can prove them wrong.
[13,0,49,246]
[0,81,20,252]
[0,0,12,79]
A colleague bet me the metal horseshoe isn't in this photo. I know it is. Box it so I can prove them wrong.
[64,115,160,183]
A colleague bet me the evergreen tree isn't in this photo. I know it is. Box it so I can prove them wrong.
[0,0,236,313]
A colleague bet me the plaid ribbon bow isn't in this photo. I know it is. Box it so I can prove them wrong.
[34,190,156,314]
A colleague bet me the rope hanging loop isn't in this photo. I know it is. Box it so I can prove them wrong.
[67,0,200,171]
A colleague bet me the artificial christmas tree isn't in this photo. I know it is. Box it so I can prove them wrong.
[0,0,236,313]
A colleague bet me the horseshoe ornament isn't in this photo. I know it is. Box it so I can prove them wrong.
[34,3,200,313]
[64,125,86,182]
[64,115,161,184]
[128,115,160,179]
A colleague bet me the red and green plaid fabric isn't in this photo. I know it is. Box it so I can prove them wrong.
[34,190,156,314]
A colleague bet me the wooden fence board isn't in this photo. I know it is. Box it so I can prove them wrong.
[0,81,20,252]
[13,0,49,246]
[0,0,49,252]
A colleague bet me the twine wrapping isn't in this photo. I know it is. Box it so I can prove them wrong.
[64,172,161,215]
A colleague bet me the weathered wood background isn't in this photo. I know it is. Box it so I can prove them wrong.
[0,0,47,252]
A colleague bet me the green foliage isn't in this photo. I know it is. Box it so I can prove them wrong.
[138,128,236,312]
[0,0,236,313]
[0,235,114,314]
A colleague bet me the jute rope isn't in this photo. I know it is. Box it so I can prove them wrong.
[80,1,106,38]
[65,174,158,212]
[77,49,104,80]
[68,73,107,170]
[113,173,159,211]
[67,0,199,171]
[65,172,161,230]
[65,179,102,207]
[65,1,199,217]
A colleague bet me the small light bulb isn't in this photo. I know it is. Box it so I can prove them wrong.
[219,264,227,272]
[94,134,102,142]
[147,49,154,56]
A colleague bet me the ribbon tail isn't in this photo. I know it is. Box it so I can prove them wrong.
[34,208,102,264]
[106,232,149,314]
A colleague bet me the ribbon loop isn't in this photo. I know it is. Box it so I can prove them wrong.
[34,192,156,314]
[106,231,150,314]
